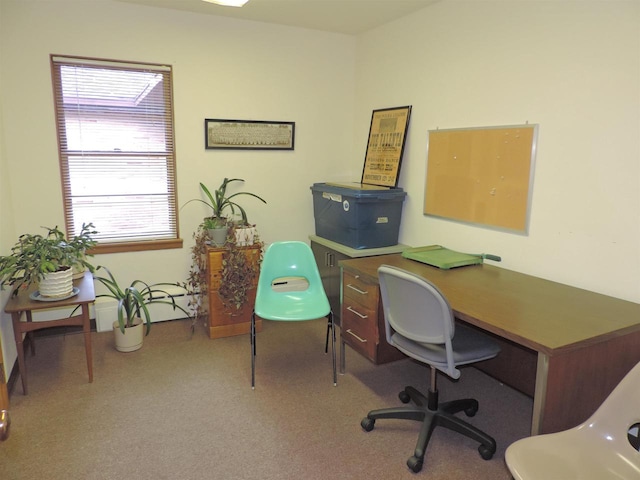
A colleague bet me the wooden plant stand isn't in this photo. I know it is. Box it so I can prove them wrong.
[205,244,262,339]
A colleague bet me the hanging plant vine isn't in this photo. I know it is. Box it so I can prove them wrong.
[184,222,263,335]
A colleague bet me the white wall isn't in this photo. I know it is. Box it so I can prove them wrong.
[0,1,18,380]
[0,0,356,283]
[354,0,640,302]
[1,0,638,379]
[0,0,356,374]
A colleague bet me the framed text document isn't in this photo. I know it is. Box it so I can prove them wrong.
[361,106,412,187]
[424,124,538,233]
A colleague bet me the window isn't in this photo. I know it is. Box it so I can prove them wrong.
[51,55,181,253]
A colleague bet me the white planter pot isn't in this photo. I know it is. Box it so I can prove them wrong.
[234,226,256,246]
[38,267,73,298]
[113,318,144,352]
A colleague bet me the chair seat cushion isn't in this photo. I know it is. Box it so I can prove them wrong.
[255,292,330,321]
[391,323,500,373]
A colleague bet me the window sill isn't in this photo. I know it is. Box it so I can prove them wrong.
[89,238,183,255]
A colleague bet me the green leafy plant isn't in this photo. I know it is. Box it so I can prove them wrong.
[93,266,191,335]
[0,223,97,295]
[184,223,263,333]
[184,223,209,332]
[203,216,228,230]
[218,223,262,310]
[184,178,266,225]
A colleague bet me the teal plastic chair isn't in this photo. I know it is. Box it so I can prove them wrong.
[251,241,337,388]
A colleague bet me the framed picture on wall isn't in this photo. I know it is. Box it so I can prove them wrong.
[361,105,412,187]
[205,119,295,150]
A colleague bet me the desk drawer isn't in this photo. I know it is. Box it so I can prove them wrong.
[342,315,375,361]
[342,295,377,361]
[341,268,406,366]
[343,272,378,310]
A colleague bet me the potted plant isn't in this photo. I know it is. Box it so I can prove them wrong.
[67,224,99,279]
[184,223,210,332]
[185,222,263,336]
[203,215,229,247]
[183,178,266,246]
[218,223,263,310]
[93,266,191,352]
[0,223,97,298]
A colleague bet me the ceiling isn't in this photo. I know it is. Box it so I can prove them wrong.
[116,0,439,35]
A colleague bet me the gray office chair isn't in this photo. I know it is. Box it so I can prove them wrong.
[361,265,501,473]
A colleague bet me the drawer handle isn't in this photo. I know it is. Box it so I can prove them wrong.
[346,329,368,343]
[346,306,368,319]
[346,283,368,295]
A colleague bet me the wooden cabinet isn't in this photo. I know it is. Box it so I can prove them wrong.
[205,244,262,339]
[309,235,408,367]
[311,240,349,326]
[310,235,408,328]
[341,269,405,365]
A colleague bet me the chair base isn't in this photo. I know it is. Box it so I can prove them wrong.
[361,386,496,473]
[251,311,337,389]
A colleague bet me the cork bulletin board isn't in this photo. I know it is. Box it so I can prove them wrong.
[424,124,538,233]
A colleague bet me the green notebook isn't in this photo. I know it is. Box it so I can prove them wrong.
[402,245,501,270]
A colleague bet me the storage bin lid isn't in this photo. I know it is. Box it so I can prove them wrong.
[311,182,406,200]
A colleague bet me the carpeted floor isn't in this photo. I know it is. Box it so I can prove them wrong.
[1,318,530,479]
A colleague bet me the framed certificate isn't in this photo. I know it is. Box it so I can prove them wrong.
[361,105,412,187]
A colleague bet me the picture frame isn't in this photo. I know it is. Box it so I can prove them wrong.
[205,118,295,150]
[361,105,412,187]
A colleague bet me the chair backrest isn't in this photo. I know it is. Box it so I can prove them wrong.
[506,361,640,479]
[588,361,640,451]
[378,264,458,376]
[254,241,329,320]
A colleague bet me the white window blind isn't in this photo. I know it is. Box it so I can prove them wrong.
[51,55,179,249]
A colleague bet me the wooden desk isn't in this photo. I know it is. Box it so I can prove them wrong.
[4,272,95,395]
[339,254,640,435]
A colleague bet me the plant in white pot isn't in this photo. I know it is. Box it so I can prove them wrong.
[0,224,97,298]
[183,178,266,247]
[93,266,191,352]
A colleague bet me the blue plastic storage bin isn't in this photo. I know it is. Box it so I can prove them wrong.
[310,183,406,249]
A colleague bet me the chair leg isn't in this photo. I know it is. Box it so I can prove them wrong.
[441,398,479,416]
[330,312,337,386]
[435,411,496,457]
[409,410,439,473]
[251,311,256,389]
[251,311,336,388]
[324,313,332,354]
[322,311,337,386]
[401,386,428,407]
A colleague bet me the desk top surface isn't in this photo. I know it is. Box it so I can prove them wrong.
[340,254,640,355]
[4,271,96,313]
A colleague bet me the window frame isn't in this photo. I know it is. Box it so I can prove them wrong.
[50,54,182,254]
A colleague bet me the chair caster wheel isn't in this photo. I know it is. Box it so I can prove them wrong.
[478,444,495,460]
[407,455,423,473]
[464,400,479,417]
[361,417,375,432]
[399,390,410,403]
